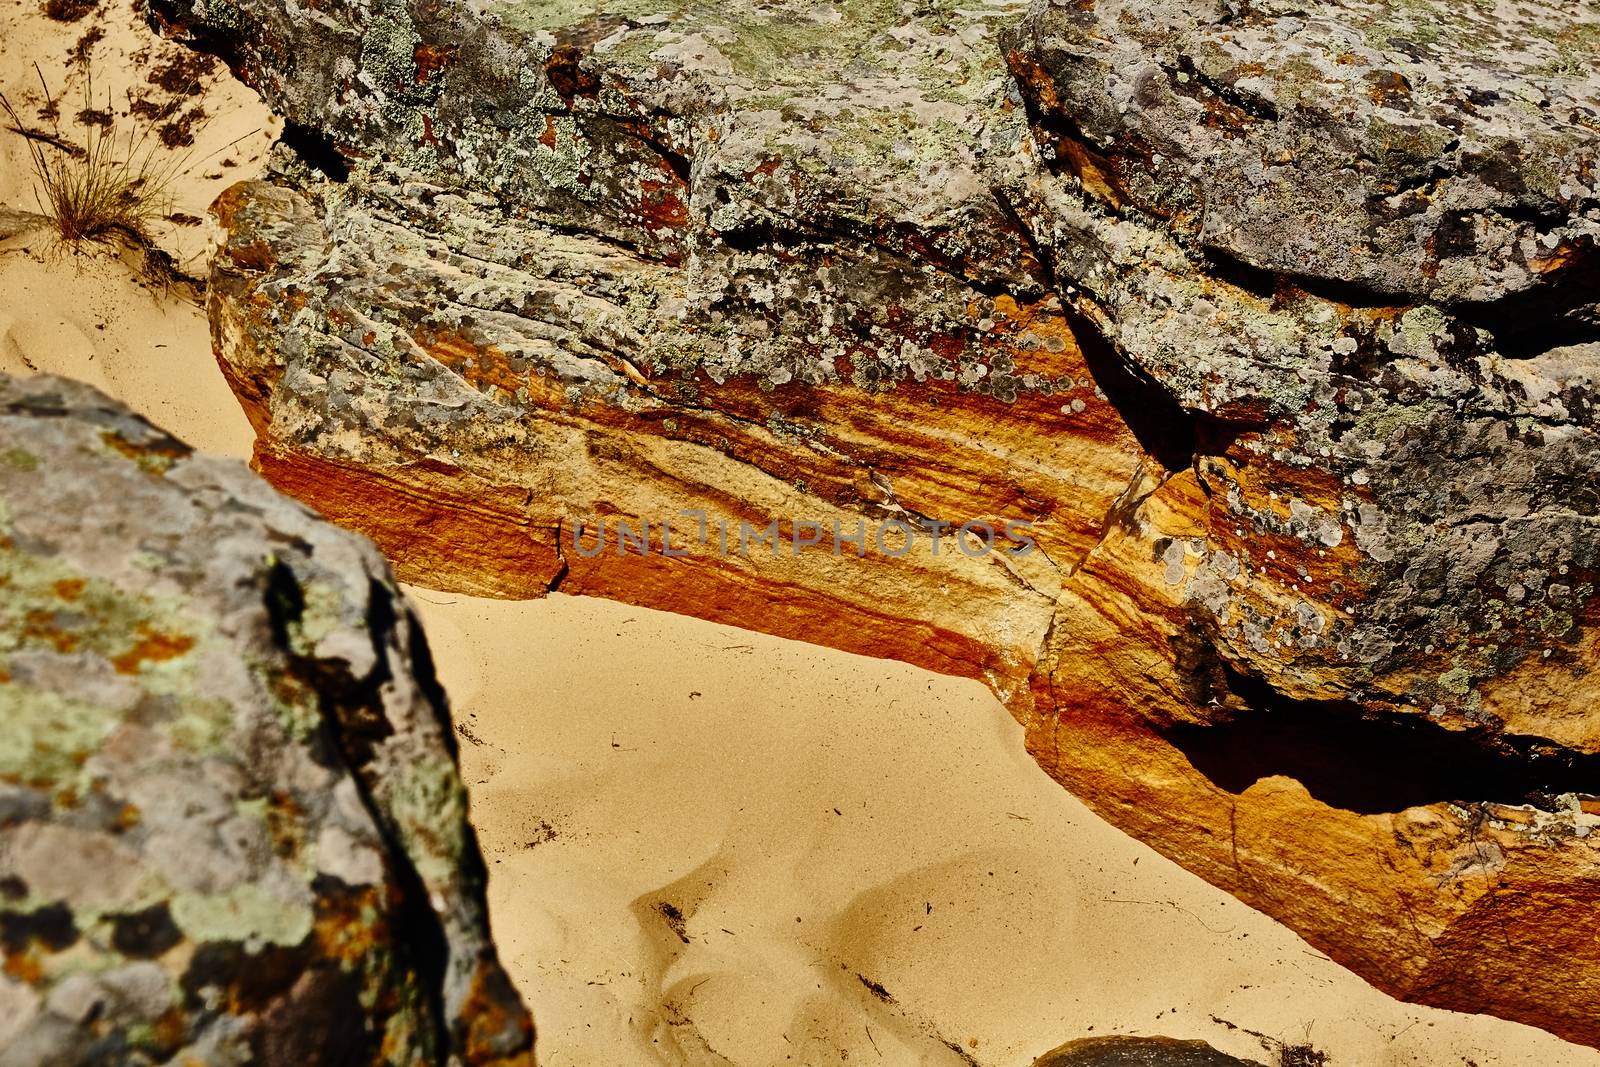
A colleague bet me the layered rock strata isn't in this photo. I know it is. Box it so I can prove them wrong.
[155,0,1600,1045]
[0,375,534,1065]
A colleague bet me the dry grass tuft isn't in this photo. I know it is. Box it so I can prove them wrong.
[0,65,192,285]
[1276,1045,1329,1067]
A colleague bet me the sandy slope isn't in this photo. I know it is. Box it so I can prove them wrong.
[0,0,281,269]
[418,591,1600,1067]
[4,1,1600,1064]
[0,0,275,453]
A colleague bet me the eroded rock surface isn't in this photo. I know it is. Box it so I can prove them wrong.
[1007,0,1600,303]
[155,0,1600,1046]
[0,376,534,1065]
[1032,1036,1266,1067]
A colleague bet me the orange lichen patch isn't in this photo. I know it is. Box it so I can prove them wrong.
[265,790,306,858]
[455,962,536,1066]
[21,608,81,653]
[538,114,558,149]
[100,429,191,474]
[112,624,196,674]
[53,578,86,601]
[209,182,256,235]
[414,43,453,83]
[222,236,280,273]
[1365,69,1412,107]
[544,41,600,100]
[313,882,394,965]
[2,950,42,984]
[414,327,524,395]
[150,1008,189,1058]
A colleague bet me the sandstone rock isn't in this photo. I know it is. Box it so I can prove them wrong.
[1032,1036,1266,1066]
[155,0,1600,1046]
[0,375,534,1065]
[1005,0,1600,304]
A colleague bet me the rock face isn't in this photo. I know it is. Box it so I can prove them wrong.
[0,375,534,1066]
[156,0,1600,1046]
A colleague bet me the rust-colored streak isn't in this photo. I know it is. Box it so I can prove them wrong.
[414,326,525,395]
[636,178,689,230]
[560,533,1012,686]
[253,444,565,599]
[545,42,599,101]
[418,113,442,149]
[1005,50,1128,208]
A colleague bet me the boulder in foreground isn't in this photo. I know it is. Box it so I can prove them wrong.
[0,375,534,1066]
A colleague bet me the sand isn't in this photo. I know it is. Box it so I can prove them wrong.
[0,0,276,455]
[4,1,1599,1063]
[418,591,1600,1067]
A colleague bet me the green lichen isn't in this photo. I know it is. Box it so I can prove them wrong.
[0,687,119,797]
[1437,664,1472,695]
[376,753,469,885]
[171,883,315,947]
[364,10,424,95]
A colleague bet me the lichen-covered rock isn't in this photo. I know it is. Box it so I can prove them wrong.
[1005,0,1600,304]
[0,375,534,1066]
[1032,1036,1266,1067]
[154,0,1600,1047]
